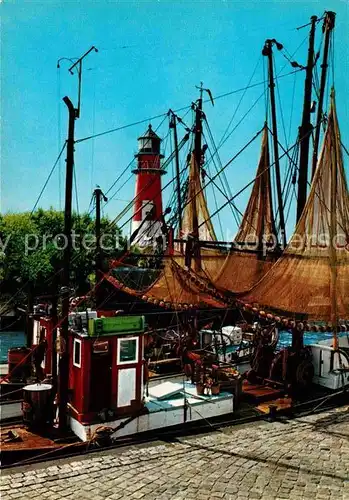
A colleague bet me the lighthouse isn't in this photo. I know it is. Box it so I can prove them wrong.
[131,125,166,247]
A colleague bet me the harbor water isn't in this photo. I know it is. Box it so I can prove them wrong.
[0,331,26,364]
[0,330,347,365]
[277,330,348,349]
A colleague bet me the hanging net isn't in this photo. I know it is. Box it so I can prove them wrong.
[180,152,217,242]
[105,257,227,310]
[241,92,349,322]
[201,125,279,292]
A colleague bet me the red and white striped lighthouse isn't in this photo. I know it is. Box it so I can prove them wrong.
[131,125,165,247]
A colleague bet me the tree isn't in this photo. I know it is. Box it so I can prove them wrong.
[0,208,126,305]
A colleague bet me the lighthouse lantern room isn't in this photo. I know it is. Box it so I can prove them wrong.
[131,125,166,247]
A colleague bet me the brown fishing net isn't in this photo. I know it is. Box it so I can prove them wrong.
[243,93,349,322]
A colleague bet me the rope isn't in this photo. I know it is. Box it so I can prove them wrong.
[76,112,171,144]
[210,89,266,157]
[263,58,269,122]
[73,163,80,217]
[266,119,348,236]
[30,143,67,216]
[90,74,97,193]
[0,387,25,399]
[75,70,302,145]
[275,57,288,149]
[9,440,82,467]
[341,142,349,158]
[202,165,247,233]
[0,316,21,332]
[198,133,299,230]
[183,128,265,236]
[217,56,261,149]
[287,70,297,146]
[206,164,224,241]
[57,67,62,210]
[203,124,240,228]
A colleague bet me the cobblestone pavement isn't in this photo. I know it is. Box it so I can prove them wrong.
[1,407,349,500]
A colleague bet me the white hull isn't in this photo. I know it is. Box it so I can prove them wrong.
[0,364,8,376]
[310,341,349,390]
[0,401,22,421]
[69,381,234,442]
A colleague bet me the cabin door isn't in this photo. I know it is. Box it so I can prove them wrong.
[89,345,112,412]
[116,336,139,408]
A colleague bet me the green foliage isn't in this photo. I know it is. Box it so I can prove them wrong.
[0,208,126,299]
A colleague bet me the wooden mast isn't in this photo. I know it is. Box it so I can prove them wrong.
[170,112,183,235]
[94,186,108,310]
[58,96,75,431]
[311,11,336,179]
[296,15,317,223]
[329,90,338,350]
[192,85,204,272]
[51,281,58,394]
[58,46,97,431]
[262,39,286,249]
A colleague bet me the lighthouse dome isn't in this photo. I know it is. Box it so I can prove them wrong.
[137,124,161,154]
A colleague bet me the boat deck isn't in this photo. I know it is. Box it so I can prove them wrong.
[0,425,58,452]
[70,380,235,442]
[242,380,283,402]
[146,380,233,412]
[0,424,84,466]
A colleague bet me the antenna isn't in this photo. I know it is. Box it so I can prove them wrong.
[58,46,98,119]
[195,82,214,106]
[195,81,204,101]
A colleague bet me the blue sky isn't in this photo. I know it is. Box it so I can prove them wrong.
[2,0,348,240]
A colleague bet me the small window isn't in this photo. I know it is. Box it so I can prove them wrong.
[73,339,82,368]
[118,337,138,364]
[140,137,152,151]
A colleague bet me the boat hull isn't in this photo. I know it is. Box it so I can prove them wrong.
[69,382,234,442]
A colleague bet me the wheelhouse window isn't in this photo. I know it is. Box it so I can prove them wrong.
[117,337,138,364]
[73,338,82,368]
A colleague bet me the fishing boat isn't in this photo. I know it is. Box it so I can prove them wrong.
[101,11,349,397]
[1,10,348,463]
[238,90,349,391]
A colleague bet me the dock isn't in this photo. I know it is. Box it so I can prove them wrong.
[1,406,348,499]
